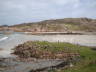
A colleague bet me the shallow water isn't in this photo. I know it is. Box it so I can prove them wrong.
[0,33,96,57]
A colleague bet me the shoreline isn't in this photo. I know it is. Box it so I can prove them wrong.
[24,32,83,35]
[13,31,96,35]
[1,30,96,35]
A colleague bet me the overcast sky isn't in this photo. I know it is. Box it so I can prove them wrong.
[0,0,96,25]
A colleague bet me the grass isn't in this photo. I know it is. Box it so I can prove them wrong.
[52,43,96,72]
[11,21,96,32]
[29,41,96,72]
[13,41,96,72]
[13,41,80,59]
[23,41,79,53]
[37,41,96,72]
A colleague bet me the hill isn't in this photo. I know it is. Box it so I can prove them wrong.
[1,18,96,32]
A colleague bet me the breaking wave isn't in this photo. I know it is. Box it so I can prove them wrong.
[0,37,8,41]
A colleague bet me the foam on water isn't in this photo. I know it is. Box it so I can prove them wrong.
[0,37,8,41]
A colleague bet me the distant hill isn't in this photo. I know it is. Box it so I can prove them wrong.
[1,18,96,32]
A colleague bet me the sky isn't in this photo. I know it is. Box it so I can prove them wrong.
[0,0,96,25]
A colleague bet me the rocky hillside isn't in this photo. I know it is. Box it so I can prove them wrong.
[1,18,96,32]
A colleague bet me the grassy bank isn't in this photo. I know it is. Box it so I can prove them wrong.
[60,47,96,72]
[47,42,96,72]
[13,41,96,72]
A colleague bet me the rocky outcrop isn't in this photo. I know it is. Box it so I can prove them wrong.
[12,41,80,60]
[0,58,69,72]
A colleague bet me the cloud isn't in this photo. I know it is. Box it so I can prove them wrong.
[0,0,96,25]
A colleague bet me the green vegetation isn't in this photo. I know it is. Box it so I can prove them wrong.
[4,18,95,32]
[13,41,96,72]
[13,41,79,59]
[52,43,96,72]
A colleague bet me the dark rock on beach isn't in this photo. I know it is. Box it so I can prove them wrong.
[0,58,70,72]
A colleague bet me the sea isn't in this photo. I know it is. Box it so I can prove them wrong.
[0,31,96,58]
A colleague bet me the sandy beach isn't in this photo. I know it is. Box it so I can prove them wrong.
[0,33,96,72]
